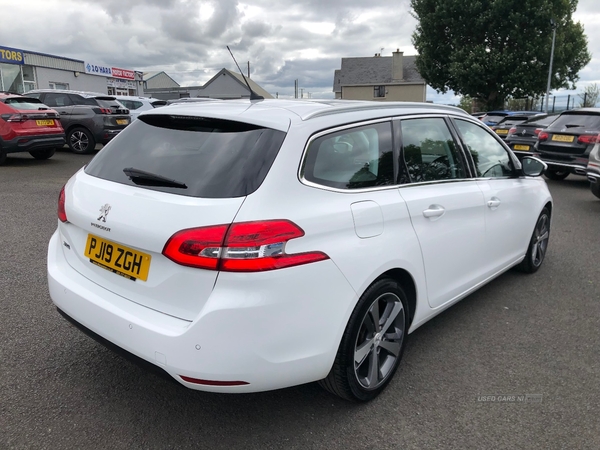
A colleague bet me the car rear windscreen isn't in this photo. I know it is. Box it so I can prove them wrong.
[4,97,48,110]
[84,114,287,198]
[548,112,600,130]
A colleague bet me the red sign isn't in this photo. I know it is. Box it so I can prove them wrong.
[111,67,135,80]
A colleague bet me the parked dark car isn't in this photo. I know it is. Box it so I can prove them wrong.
[480,110,540,127]
[0,93,65,165]
[491,113,544,141]
[535,108,600,180]
[504,114,559,159]
[26,90,131,154]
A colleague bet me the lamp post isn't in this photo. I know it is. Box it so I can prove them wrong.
[545,19,557,113]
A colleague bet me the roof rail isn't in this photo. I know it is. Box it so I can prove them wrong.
[303,101,467,121]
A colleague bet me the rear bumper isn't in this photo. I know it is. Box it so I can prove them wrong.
[2,133,65,154]
[587,165,600,183]
[97,128,124,145]
[47,230,357,393]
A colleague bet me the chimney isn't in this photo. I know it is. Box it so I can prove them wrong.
[392,48,404,81]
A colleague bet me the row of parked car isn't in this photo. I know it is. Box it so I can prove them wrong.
[475,109,600,200]
[0,90,203,165]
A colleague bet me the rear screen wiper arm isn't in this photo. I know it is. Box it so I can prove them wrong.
[123,167,187,189]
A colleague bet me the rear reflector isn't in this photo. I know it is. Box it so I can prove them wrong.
[162,219,329,272]
[179,376,249,386]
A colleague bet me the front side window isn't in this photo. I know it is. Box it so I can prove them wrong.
[400,118,467,183]
[302,122,394,190]
[454,119,514,178]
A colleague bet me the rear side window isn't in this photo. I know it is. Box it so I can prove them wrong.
[85,115,286,198]
[43,93,72,107]
[400,118,467,182]
[69,95,97,106]
[302,122,394,189]
[547,112,600,130]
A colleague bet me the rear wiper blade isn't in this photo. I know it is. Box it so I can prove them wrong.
[123,167,187,189]
[564,124,584,128]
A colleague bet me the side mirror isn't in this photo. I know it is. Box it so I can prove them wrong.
[521,156,547,177]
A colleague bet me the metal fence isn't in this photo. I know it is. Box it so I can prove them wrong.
[508,93,598,113]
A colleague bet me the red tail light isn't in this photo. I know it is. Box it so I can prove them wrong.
[538,131,549,141]
[577,134,600,145]
[534,128,543,136]
[93,107,112,115]
[508,127,517,135]
[1,113,28,122]
[58,186,68,223]
[162,220,329,272]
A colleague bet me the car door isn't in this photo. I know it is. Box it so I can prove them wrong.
[41,92,74,129]
[452,118,539,271]
[397,116,487,309]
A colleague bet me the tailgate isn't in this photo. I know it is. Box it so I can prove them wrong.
[59,171,245,320]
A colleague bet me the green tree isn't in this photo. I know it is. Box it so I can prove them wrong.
[578,83,600,107]
[411,0,591,111]
[458,95,474,112]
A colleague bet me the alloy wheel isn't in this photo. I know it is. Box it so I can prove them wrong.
[70,131,89,153]
[532,213,550,267]
[354,292,405,390]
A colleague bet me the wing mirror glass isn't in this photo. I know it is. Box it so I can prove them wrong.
[521,156,547,177]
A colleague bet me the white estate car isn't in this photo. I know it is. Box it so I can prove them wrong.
[48,100,552,401]
[114,96,167,120]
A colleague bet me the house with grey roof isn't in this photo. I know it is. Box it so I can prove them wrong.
[143,71,180,90]
[143,68,273,100]
[333,50,426,102]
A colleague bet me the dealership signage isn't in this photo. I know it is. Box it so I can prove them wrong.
[0,46,24,65]
[85,62,136,80]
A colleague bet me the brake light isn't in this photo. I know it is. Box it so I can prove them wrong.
[1,113,28,122]
[58,186,68,223]
[538,131,549,141]
[577,134,600,145]
[162,220,329,272]
[508,127,517,135]
[534,128,543,136]
[93,107,112,115]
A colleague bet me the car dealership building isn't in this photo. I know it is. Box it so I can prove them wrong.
[0,44,143,96]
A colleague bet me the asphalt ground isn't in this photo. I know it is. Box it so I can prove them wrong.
[1,149,599,449]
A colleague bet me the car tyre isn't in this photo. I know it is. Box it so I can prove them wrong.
[29,148,55,160]
[544,169,569,181]
[319,278,409,402]
[68,127,96,154]
[516,207,550,274]
[591,182,600,200]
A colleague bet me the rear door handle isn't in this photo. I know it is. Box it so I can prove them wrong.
[487,199,501,208]
[423,205,445,218]
[60,111,68,114]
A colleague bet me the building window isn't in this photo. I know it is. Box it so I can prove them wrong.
[49,82,69,90]
[374,86,386,98]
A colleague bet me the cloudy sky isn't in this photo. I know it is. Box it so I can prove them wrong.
[1,0,598,103]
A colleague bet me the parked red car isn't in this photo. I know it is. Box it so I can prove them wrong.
[0,93,65,165]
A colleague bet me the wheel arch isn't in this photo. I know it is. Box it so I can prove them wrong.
[66,124,93,136]
[374,268,417,327]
